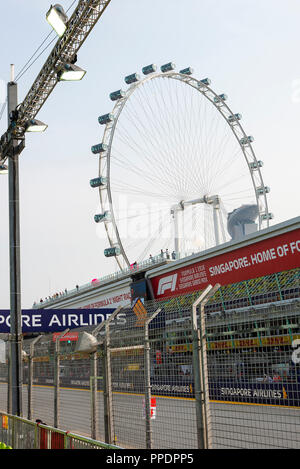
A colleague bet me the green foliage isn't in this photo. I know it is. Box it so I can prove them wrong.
[0,442,12,449]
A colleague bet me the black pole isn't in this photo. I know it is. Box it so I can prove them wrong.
[7,76,23,417]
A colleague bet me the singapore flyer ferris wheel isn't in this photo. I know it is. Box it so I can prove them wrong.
[90,62,272,271]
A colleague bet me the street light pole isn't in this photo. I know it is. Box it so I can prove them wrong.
[7,65,23,416]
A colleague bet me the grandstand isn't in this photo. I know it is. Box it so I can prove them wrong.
[33,215,300,313]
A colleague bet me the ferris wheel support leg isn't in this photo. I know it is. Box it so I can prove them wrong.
[213,202,220,246]
[218,207,227,244]
[172,207,181,257]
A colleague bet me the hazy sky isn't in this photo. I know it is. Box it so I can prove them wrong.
[0,0,300,309]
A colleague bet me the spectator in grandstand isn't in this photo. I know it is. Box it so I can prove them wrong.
[171,251,176,259]
[130,261,138,270]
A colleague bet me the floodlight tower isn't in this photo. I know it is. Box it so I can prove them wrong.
[0,0,112,417]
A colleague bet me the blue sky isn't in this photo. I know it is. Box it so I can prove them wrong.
[0,0,300,308]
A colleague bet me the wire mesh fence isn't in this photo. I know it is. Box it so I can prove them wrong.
[0,268,299,449]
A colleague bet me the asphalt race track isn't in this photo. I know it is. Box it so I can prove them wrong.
[0,383,299,449]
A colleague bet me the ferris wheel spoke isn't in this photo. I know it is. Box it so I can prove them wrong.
[111,150,184,199]
[114,116,185,192]
[130,82,180,174]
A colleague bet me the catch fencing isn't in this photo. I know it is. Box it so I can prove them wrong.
[0,268,300,449]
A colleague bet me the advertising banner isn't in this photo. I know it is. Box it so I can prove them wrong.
[0,308,124,334]
[151,228,300,299]
[79,287,131,309]
[209,381,300,407]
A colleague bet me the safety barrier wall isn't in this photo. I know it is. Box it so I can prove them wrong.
[0,269,299,449]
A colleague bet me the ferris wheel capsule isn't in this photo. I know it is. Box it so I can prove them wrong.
[250,160,264,170]
[240,136,254,145]
[90,176,107,188]
[161,62,176,73]
[98,113,114,125]
[214,94,228,104]
[199,78,211,87]
[179,67,193,75]
[124,73,140,84]
[104,246,121,257]
[94,211,111,223]
[91,143,108,154]
[110,89,126,101]
[256,186,270,195]
[261,213,274,221]
[228,113,242,123]
[142,64,157,75]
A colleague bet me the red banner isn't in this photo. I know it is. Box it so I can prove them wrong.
[151,229,300,299]
[52,332,79,342]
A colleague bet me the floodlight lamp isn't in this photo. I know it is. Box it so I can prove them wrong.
[46,4,68,37]
[0,164,8,175]
[57,63,86,81]
[25,119,48,133]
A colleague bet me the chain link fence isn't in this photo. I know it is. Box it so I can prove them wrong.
[0,268,299,448]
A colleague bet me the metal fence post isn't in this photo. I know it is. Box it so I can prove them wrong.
[54,329,69,428]
[103,307,122,445]
[89,318,109,440]
[12,414,16,449]
[144,308,161,449]
[90,351,98,440]
[192,284,220,449]
[27,335,43,421]
[6,338,11,414]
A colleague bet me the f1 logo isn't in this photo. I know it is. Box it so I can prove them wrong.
[157,274,178,295]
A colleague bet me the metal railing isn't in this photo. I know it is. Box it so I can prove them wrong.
[0,412,122,449]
